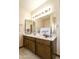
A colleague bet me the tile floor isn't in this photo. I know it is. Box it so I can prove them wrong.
[19,48,40,59]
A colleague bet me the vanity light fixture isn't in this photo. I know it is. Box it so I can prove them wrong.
[32,6,54,20]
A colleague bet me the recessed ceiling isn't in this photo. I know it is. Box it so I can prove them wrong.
[19,0,48,12]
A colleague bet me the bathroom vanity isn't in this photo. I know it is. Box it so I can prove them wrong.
[23,35,57,59]
[23,8,59,59]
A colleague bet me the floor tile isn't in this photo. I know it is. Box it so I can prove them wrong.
[19,48,40,59]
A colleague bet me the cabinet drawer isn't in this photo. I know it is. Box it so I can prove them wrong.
[23,36,27,39]
[36,39,50,46]
[28,37,35,41]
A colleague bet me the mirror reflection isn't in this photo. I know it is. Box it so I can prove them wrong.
[25,14,56,38]
[25,20,35,34]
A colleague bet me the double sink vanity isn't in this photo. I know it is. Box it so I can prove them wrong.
[23,34,57,59]
[23,13,58,59]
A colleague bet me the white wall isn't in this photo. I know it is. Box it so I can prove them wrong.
[19,7,31,47]
[56,0,60,55]
[31,0,53,15]
[53,0,60,55]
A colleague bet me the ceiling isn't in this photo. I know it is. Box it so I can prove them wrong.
[19,0,48,12]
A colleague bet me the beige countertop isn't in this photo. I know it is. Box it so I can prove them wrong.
[23,34,56,41]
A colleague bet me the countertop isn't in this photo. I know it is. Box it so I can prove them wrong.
[23,34,56,41]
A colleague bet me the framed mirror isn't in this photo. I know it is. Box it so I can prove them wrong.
[25,19,35,34]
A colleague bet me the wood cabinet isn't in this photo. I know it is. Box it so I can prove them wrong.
[36,39,52,59]
[23,35,57,59]
[23,36,36,53]
[52,38,57,54]
[28,37,35,53]
[23,36,28,48]
[52,38,60,59]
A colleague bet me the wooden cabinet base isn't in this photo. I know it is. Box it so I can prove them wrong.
[23,35,57,59]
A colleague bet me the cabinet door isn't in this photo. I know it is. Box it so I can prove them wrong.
[23,36,29,49]
[28,40,35,53]
[36,42,51,59]
[26,39,29,49]
[23,38,26,48]
[52,38,57,54]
